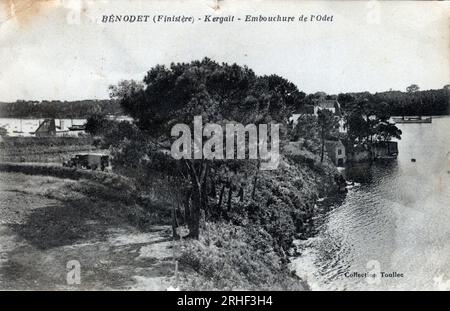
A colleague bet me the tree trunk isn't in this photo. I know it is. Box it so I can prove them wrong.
[210,178,216,197]
[320,134,325,163]
[251,162,260,200]
[172,204,180,240]
[227,187,233,212]
[184,192,191,228]
[217,184,226,215]
[201,173,208,220]
[238,186,244,202]
[187,188,201,239]
[184,160,208,240]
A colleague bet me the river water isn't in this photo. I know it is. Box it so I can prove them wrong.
[292,116,450,290]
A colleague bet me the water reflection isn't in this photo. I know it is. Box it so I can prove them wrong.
[293,117,450,290]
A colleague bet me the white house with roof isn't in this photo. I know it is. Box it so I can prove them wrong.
[313,99,342,116]
[290,99,347,133]
[315,99,346,133]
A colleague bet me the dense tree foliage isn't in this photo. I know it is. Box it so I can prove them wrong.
[91,58,308,240]
[343,97,402,147]
[290,114,320,152]
[338,87,449,117]
[2,86,447,120]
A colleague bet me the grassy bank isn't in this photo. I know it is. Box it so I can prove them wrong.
[0,150,343,290]
[0,162,117,182]
[177,222,307,290]
[172,155,342,290]
[0,162,174,226]
[0,136,99,162]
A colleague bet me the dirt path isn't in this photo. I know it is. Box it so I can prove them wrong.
[0,172,176,290]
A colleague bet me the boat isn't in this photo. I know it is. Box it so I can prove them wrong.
[68,124,85,131]
[392,116,432,124]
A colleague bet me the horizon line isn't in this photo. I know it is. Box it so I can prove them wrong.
[1,85,449,103]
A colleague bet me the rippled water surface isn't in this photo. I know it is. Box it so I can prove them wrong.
[293,116,450,290]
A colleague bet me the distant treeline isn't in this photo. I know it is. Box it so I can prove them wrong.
[1,87,449,119]
[0,99,122,118]
[337,88,450,116]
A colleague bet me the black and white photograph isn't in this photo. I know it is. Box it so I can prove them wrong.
[0,0,449,294]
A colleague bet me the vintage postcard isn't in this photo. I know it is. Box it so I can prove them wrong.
[0,0,449,293]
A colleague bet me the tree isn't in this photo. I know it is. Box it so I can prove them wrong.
[317,110,338,162]
[374,122,402,142]
[290,114,319,142]
[406,84,420,93]
[107,58,301,239]
[109,80,144,100]
[346,111,369,144]
[344,97,402,147]
[337,93,355,109]
[85,114,109,136]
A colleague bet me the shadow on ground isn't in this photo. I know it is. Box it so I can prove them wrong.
[0,172,176,290]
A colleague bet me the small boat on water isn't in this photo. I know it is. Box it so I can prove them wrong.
[392,116,432,124]
[68,124,85,131]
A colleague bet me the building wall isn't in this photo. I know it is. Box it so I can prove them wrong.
[335,145,346,166]
[325,141,346,166]
[347,150,371,162]
[372,141,399,159]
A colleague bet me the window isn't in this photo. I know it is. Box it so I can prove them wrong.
[338,149,342,155]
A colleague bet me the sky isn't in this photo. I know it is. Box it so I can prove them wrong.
[0,0,449,101]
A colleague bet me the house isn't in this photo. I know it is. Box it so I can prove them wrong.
[34,119,57,137]
[289,99,347,133]
[314,99,347,134]
[313,99,342,117]
[325,139,346,166]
